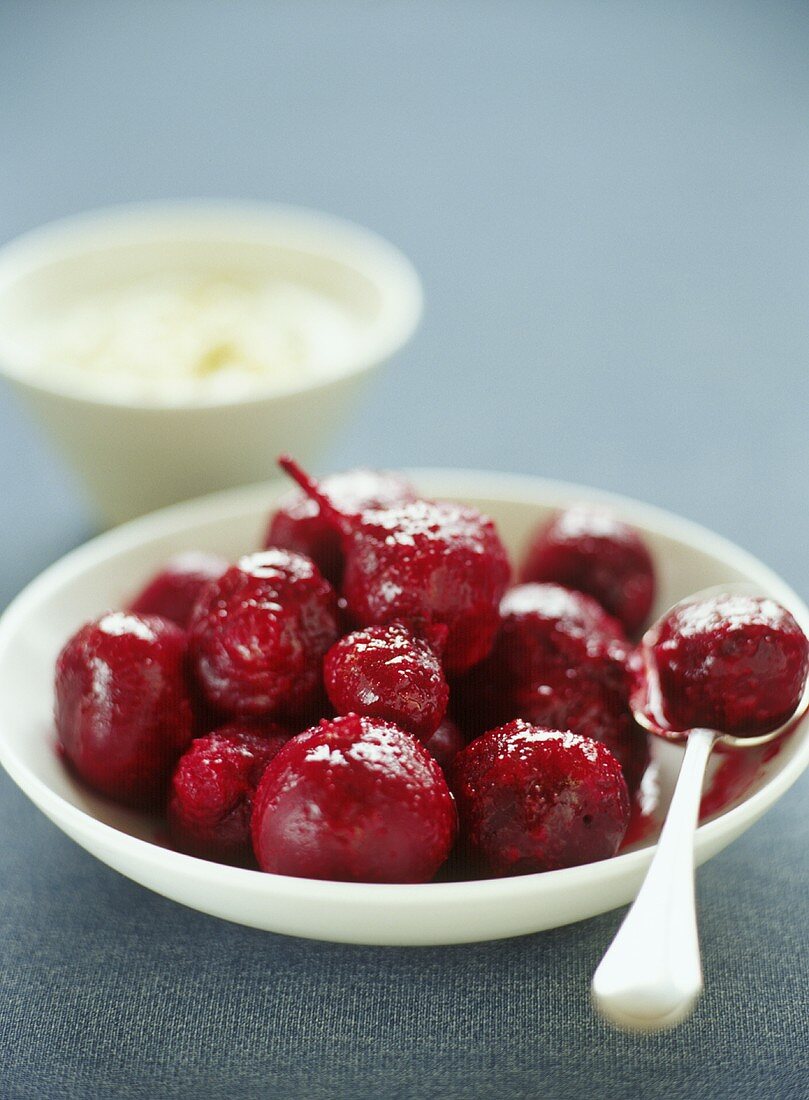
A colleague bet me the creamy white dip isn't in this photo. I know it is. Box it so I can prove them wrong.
[23,274,365,401]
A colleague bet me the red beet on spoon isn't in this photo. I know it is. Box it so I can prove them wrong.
[278,456,511,674]
[592,588,809,1031]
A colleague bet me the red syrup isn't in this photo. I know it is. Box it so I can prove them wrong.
[621,802,660,850]
[619,759,662,850]
[698,738,782,820]
[152,828,175,850]
[619,736,785,852]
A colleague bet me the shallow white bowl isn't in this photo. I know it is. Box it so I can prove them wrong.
[1,471,807,945]
[0,202,422,524]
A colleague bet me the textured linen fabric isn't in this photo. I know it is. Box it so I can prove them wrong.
[1,3,808,1098]
[0,771,807,1100]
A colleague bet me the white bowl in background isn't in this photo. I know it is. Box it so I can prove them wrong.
[0,203,422,525]
[0,470,807,946]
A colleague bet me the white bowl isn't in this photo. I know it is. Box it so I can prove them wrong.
[1,471,807,946]
[0,202,422,525]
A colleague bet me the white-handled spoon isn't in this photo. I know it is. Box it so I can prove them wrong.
[591,590,809,1031]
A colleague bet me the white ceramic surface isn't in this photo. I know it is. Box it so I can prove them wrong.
[0,471,807,946]
[0,203,422,524]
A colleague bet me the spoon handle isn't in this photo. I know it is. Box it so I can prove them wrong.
[591,726,717,1030]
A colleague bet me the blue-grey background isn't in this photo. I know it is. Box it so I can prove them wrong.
[1,3,807,1098]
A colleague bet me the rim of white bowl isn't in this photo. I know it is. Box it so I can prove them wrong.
[0,200,424,409]
[0,469,807,909]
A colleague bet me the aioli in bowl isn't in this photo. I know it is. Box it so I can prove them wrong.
[15,273,370,404]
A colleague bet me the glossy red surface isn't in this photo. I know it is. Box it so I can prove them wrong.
[453,583,646,791]
[507,682,650,796]
[188,549,339,720]
[521,506,655,635]
[650,593,809,736]
[264,468,415,586]
[128,551,229,629]
[168,721,293,864]
[487,583,629,688]
[424,717,466,776]
[278,457,511,674]
[251,714,457,883]
[451,720,630,875]
[324,622,449,740]
[55,612,193,809]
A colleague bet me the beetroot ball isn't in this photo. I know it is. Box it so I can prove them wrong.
[424,718,466,776]
[521,507,656,635]
[128,551,229,629]
[507,680,650,796]
[188,549,339,720]
[324,622,449,741]
[168,721,292,863]
[279,457,511,674]
[650,593,809,736]
[451,720,630,875]
[338,498,511,674]
[251,714,457,883]
[55,612,194,809]
[492,583,629,686]
[265,468,415,586]
[453,583,631,735]
[453,584,645,792]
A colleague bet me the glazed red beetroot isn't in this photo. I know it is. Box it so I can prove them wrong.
[251,714,457,883]
[453,584,631,734]
[506,680,650,796]
[168,721,292,863]
[278,457,511,674]
[265,468,416,586]
[521,507,656,635]
[188,549,339,720]
[424,717,466,776]
[128,551,230,629]
[451,720,630,875]
[490,583,629,685]
[55,612,194,809]
[323,622,449,741]
[649,593,809,736]
[451,583,647,792]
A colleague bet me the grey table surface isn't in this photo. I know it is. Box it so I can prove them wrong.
[1,3,808,1098]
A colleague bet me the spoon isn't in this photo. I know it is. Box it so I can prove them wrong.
[591,588,809,1031]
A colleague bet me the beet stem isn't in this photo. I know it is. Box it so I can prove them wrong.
[277,455,350,534]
